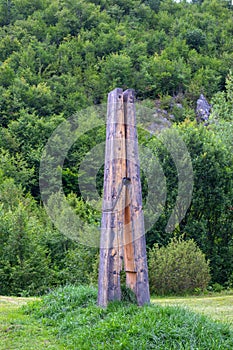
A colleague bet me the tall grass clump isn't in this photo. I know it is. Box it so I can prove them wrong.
[25,285,233,349]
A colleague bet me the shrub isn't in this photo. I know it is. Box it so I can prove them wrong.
[211,282,224,293]
[227,272,233,289]
[148,235,211,295]
[58,245,99,286]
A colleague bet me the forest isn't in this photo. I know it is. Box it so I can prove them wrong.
[0,0,232,296]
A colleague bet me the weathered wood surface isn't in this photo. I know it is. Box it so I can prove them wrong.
[98,88,150,307]
[98,88,126,307]
[124,89,150,306]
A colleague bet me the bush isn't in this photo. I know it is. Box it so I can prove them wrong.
[211,283,224,293]
[58,245,99,286]
[148,236,211,295]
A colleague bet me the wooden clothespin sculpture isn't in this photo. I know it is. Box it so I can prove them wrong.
[98,88,150,307]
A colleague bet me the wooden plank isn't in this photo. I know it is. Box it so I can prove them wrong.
[123,183,137,292]
[98,88,126,307]
[123,89,150,306]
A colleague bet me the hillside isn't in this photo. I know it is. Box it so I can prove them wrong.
[0,0,232,296]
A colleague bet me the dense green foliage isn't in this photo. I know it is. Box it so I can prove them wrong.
[0,0,232,295]
[145,118,233,286]
[148,236,211,294]
[24,285,233,349]
[0,178,98,295]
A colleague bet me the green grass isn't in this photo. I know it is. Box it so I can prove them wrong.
[25,286,233,349]
[0,296,64,349]
[1,287,233,349]
[151,293,233,328]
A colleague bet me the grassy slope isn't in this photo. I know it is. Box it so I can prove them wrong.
[1,287,233,350]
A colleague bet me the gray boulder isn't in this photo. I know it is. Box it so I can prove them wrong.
[196,94,211,124]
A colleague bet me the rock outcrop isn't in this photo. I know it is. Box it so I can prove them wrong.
[196,94,211,124]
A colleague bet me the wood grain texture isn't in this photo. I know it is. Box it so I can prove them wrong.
[98,88,150,307]
[98,88,126,307]
[124,89,150,306]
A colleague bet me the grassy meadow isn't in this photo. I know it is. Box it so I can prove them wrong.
[152,294,233,328]
[0,296,64,349]
[1,286,233,349]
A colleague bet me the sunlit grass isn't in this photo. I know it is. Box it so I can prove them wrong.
[151,293,233,328]
[0,296,63,350]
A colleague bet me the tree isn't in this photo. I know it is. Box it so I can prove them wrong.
[0,178,52,295]
[175,122,233,284]
[142,119,232,285]
[0,0,14,25]
[100,53,133,91]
